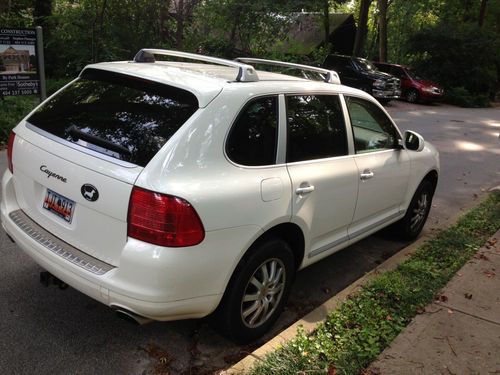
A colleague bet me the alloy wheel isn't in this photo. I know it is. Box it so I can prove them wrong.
[240,258,286,328]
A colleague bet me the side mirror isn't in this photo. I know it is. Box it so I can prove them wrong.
[404,130,425,152]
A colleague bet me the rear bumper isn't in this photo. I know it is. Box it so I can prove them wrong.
[1,170,259,321]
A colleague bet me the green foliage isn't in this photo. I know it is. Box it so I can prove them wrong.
[406,23,497,105]
[445,87,491,108]
[0,96,38,146]
[250,192,500,375]
[2,0,499,102]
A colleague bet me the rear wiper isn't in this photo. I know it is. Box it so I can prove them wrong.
[68,125,131,156]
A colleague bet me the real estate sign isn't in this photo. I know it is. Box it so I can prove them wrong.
[0,28,43,97]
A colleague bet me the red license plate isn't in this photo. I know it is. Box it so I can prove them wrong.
[43,189,75,223]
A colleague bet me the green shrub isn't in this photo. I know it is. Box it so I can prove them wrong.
[445,87,491,108]
[406,23,497,106]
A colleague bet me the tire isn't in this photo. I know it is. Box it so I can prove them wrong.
[395,180,434,240]
[406,89,419,103]
[216,237,295,343]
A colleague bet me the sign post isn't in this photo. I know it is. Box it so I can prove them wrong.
[0,27,46,102]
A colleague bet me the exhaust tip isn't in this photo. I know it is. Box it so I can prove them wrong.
[114,308,152,325]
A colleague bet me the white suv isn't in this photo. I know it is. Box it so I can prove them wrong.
[1,50,439,342]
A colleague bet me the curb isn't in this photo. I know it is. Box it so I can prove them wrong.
[222,193,492,374]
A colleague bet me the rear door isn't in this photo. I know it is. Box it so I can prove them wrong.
[11,69,199,265]
[285,94,358,261]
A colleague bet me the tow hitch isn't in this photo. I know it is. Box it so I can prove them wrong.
[40,271,68,290]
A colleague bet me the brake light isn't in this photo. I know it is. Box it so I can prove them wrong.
[7,131,15,173]
[128,187,205,247]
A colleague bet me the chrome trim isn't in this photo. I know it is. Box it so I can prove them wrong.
[308,235,349,258]
[25,123,139,169]
[349,211,402,239]
[9,210,114,275]
[235,57,340,84]
[134,49,259,82]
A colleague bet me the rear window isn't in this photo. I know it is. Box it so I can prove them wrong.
[27,69,198,167]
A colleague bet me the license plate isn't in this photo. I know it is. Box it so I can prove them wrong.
[43,189,75,223]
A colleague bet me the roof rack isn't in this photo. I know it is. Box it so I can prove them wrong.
[133,49,259,82]
[235,57,340,84]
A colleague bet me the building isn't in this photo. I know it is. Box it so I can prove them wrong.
[270,13,357,56]
[0,46,31,73]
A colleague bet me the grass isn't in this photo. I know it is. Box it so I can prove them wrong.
[250,192,500,375]
[0,78,71,147]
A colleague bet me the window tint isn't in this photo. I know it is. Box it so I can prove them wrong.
[345,96,399,154]
[27,69,198,167]
[226,96,278,166]
[390,66,405,78]
[324,56,351,71]
[286,95,347,162]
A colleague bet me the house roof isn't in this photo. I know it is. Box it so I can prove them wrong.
[271,13,355,55]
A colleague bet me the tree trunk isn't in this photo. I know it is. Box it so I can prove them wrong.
[323,0,330,46]
[463,0,473,22]
[353,0,371,56]
[34,0,52,23]
[378,0,388,62]
[175,0,185,49]
[478,0,488,27]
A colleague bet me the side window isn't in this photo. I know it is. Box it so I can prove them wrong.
[345,96,399,154]
[390,67,404,78]
[226,96,278,166]
[286,95,348,163]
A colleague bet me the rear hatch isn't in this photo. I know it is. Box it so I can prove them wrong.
[11,68,199,266]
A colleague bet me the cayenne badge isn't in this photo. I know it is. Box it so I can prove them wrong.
[81,184,99,202]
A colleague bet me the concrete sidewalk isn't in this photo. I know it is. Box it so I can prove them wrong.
[369,229,500,375]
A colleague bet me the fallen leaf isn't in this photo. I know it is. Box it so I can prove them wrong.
[484,270,496,278]
[327,365,338,375]
[386,315,393,321]
[447,309,454,314]
[487,238,497,246]
[474,253,489,261]
[436,294,448,302]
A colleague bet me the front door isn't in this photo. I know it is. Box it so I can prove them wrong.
[344,96,410,239]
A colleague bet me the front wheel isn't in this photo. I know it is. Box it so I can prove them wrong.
[406,89,419,103]
[216,237,295,343]
[395,180,434,240]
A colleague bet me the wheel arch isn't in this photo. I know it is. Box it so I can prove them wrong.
[241,222,305,272]
[221,223,305,297]
[423,169,439,195]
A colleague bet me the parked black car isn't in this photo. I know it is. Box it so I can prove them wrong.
[323,54,401,103]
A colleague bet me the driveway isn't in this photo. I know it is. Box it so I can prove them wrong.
[0,101,499,374]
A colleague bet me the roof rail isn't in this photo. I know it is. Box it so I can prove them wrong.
[235,57,341,84]
[133,49,259,82]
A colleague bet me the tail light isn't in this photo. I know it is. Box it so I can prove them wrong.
[128,186,205,247]
[7,131,15,173]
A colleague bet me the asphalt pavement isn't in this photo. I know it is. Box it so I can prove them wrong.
[0,101,499,374]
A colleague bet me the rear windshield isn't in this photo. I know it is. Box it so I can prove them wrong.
[27,69,198,167]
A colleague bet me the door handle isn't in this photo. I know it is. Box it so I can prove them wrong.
[360,170,374,181]
[295,185,315,195]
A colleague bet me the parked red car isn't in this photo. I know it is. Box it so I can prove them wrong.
[373,62,444,103]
